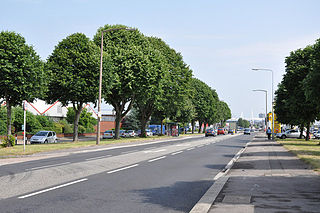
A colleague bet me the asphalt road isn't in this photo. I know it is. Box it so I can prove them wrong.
[0,133,254,213]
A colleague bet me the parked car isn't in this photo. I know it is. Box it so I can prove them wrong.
[126,130,136,137]
[103,130,115,139]
[313,130,320,139]
[205,129,216,137]
[30,131,57,144]
[228,129,235,135]
[119,130,127,138]
[217,128,225,135]
[146,129,153,136]
[244,128,251,135]
[276,129,306,139]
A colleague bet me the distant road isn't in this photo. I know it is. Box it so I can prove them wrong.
[0,133,253,213]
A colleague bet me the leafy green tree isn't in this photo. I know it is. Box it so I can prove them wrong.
[217,101,231,126]
[46,33,100,141]
[93,24,150,139]
[237,118,250,128]
[121,107,140,130]
[66,107,97,132]
[275,46,318,140]
[190,78,213,133]
[149,37,193,133]
[304,38,320,116]
[0,31,44,142]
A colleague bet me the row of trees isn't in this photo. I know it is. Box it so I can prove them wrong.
[0,24,231,143]
[274,38,320,141]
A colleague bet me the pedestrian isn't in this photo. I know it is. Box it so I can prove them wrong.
[266,127,272,140]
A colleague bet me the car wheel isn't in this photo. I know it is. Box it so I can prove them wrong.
[301,135,305,139]
[281,135,286,139]
[44,140,48,143]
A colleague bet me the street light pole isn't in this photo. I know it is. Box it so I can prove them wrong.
[96,27,135,145]
[252,68,274,140]
[252,89,268,130]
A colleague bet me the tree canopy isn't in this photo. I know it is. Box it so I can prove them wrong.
[0,31,44,142]
[46,33,100,141]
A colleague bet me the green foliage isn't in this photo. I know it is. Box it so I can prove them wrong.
[237,118,250,128]
[121,108,141,130]
[1,135,15,147]
[66,108,96,132]
[46,33,100,140]
[0,31,45,135]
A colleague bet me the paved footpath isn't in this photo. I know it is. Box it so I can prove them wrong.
[192,133,320,213]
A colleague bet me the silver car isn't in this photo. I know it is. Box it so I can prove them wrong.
[276,129,306,139]
[30,131,57,144]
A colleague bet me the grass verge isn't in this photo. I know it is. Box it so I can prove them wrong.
[0,133,203,158]
[278,139,320,172]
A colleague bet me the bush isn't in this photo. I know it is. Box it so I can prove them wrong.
[1,135,15,147]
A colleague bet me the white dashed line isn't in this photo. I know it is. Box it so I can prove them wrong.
[187,147,195,151]
[197,145,204,148]
[85,155,112,161]
[18,178,88,199]
[107,164,139,174]
[171,151,183,155]
[148,156,166,162]
[26,162,71,171]
[143,149,166,153]
[121,150,139,154]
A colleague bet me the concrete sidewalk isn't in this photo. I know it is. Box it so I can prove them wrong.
[189,133,320,213]
[208,133,320,213]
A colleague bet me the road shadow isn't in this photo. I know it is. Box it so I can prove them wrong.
[132,180,214,212]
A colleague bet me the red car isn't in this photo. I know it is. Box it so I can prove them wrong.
[217,128,225,135]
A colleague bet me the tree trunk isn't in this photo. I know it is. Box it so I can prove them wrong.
[198,121,203,133]
[6,100,12,138]
[140,116,148,138]
[299,125,304,139]
[203,122,207,133]
[191,120,195,134]
[114,112,122,139]
[305,123,310,141]
[73,106,82,142]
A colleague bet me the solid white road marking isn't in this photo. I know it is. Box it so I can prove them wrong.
[26,162,71,171]
[187,147,195,151]
[171,151,183,155]
[148,156,167,162]
[143,149,166,153]
[85,155,112,161]
[176,143,190,147]
[18,178,88,199]
[107,164,139,174]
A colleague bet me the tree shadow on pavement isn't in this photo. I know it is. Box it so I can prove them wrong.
[132,180,214,212]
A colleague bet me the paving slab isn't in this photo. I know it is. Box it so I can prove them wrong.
[208,133,320,213]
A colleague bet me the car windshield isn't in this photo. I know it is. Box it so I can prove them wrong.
[127,130,134,133]
[245,128,250,131]
[35,131,48,136]
[105,131,113,133]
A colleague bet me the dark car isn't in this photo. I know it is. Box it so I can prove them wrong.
[244,128,251,135]
[228,129,235,135]
[205,129,216,137]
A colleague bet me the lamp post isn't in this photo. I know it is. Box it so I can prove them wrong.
[252,68,274,140]
[96,27,135,145]
[252,89,268,130]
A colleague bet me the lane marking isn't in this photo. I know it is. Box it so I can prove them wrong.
[148,156,166,162]
[18,178,88,199]
[143,149,166,153]
[171,151,183,155]
[121,150,139,154]
[176,143,190,147]
[197,145,204,148]
[187,147,195,151]
[107,164,139,174]
[85,155,112,161]
[26,162,71,171]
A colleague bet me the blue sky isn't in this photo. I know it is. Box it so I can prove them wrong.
[2,0,320,119]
